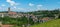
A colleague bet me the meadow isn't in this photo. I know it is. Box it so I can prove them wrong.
[30,19,60,27]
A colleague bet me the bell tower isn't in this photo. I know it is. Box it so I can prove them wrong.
[8,7,10,13]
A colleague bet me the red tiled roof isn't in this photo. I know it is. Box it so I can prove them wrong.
[8,12,17,15]
[42,17,50,20]
[1,24,13,27]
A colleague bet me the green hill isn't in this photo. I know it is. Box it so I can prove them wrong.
[30,19,60,27]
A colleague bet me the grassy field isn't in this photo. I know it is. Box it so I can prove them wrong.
[30,19,60,27]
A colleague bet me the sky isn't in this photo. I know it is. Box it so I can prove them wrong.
[0,0,60,12]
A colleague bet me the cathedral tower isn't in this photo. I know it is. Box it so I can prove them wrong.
[8,7,10,13]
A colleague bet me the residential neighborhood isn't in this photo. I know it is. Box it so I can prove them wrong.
[0,0,60,27]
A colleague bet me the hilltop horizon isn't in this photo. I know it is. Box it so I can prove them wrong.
[0,8,60,12]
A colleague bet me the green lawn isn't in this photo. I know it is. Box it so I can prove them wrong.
[30,19,60,27]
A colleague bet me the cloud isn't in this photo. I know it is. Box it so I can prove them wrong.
[37,5,43,10]
[29,3,34,6]
[18,8,26,10]
[6,0,19,6]
[0,7,2,9]
[1,4,6,7]
[13,6,16,9]
[37,5,43,7]
[6,0,11,2]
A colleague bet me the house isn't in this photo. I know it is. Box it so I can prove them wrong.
[1,24,13,27]
[8,12,17,16]
[39,17,51,23]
